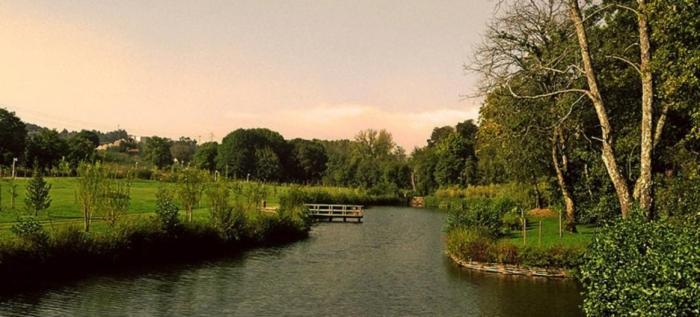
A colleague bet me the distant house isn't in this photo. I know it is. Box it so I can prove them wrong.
[97,139,127,151]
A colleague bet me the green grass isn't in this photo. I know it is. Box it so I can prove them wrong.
[0,178,164,223]
[504,216,597,248]
[0,177,394,237]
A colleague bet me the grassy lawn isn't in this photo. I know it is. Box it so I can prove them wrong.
[0,178,164,223]
[0,177,292,237]
[504,216,597,248]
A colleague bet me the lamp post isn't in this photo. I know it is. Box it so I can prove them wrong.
[11,157,18,179]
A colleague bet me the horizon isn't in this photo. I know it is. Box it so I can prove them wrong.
[0,1,492,150]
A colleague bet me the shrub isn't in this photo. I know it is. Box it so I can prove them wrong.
[444,197,517,237]
[580,214,700,316]
[11,216,48,246]
[518,245,583,268]
[446,227,494,263]
[500,208,522,231]
[154,187,180,232]
[493,241,519,264]
[208,181,245,241]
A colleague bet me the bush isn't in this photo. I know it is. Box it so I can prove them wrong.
[446,227,494,263]
[444,197,518,237]
[493,241,519,264]
[208,181,246,241]
[518,245,583,268]
[580,214,700,316]
[154,187,180,232]
[500,208,521,231]
[11,216,48,246]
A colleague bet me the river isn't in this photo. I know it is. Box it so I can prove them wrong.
[0,207,583,316]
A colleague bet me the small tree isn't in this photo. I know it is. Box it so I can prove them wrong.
[176,168,207,222]
[207,180,244,240]
[24,166,52,217]
[155,186,180,232]
[103,173,131,226]
[77,162,105,232]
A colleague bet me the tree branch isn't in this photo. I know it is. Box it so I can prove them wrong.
[606,55,642,75]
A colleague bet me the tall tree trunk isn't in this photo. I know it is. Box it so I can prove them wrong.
[636,0,654,217]
[567,0,632,217]
[552,128,577,232]
[633,102,669,200]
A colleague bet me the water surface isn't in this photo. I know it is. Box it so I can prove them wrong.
[0,207,583,316]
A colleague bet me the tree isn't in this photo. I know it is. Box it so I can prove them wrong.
[102,175,131,226]
[176,168,207,222]
[216,128,289,181]
[170,137,197,165]
[433,133,468,187]
[409,146,439,194]
[289,139,328,183]
[0,108,27,166]
[207,179,245,240]
[98,129,129,144]
[193,142,218,171]
[77,162,106,232]
[143,136,173,169]
[25,129,68,171]
[24,165,51,217]
[75,130,100,148]
[66,134,97,168]
[427,126,454,147]
[255,147,282,181]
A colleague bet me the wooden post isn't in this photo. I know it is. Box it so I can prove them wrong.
[538,221,542,246]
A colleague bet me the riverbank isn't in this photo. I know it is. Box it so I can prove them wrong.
[433,191,592,276]
[0,210,310,293]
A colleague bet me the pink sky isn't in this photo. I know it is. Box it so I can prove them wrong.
[0,1,491,150]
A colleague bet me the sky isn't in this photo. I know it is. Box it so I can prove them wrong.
[0,0,493,150]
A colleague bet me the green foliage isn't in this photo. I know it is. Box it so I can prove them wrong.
[410,120,478,193]
[193,141,218,171]
[581,214,700,316]
[0,108,27,166]
[254,147,282,181]
[207,180,245,241]
[216,128,288,181]
[289,139,328,183]
[66,134,96,169]
[142,136,173,169]
[154,187,180,232]
[444,197,518,237]
[24,166,52,216]
[655,176,700,218]
[25,129,68,171]
[10,216,48,246]
[76,162,107,232]
[446,227,494,263]
[102,176,132,226]
[170,137,197,165]
[446,227,583,268]
[176,168,207,222]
